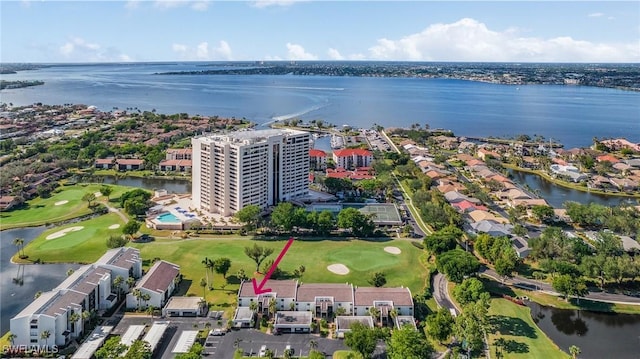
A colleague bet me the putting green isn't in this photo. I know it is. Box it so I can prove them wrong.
[31,213,125,252]
[325,246,400,272]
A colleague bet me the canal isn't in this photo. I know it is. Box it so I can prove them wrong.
[508,169,639,208]
[529,302,640,359]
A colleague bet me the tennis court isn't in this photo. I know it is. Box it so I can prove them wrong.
[307,202,402,225]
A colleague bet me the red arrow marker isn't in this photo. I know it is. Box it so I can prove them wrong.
[251,237,295,295]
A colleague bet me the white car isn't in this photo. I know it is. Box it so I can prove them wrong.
[258,345,267,357]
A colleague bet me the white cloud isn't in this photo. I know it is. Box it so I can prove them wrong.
[286,43,317,60]
[171,40,233,60]
[588,12,604,18]
[152,0,208,11]
[365,18,639,62]
[125,1,140,10]
[327,48,344,60]
[252,0,303,8]
[58,37,131,62]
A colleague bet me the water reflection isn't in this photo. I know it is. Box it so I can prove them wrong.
[99,176,191,193]
[0,227,81,335]
[528,302,640,359]
[509,170,638,208]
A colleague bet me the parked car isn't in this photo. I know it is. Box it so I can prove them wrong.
[210,328,225,336]
[258,345,267,357]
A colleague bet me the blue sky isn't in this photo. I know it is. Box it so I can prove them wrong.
[2,1,639,63]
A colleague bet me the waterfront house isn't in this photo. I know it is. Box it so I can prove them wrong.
[94,158,115,169]
[116,158,144,171]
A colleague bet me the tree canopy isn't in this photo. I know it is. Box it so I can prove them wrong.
[244,243,274,272]
[387,325,434,359]
[344,322,377,359]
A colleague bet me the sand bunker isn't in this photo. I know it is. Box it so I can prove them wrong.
[54,200,69,206]
[327,264,350,275]
[46,226,84,240]
[384,246,402,255]
[108,224,121,229]
[94,192,102,197]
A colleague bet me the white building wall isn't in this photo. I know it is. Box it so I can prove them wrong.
[192,129,310,216]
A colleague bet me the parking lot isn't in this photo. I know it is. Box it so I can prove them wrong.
[204,329,348,358]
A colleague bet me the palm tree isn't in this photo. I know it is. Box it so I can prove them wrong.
[113,275,124,302]
[249,301,258,312]
[13,238,25,258]
[268,297,277,318]
[200,278,207,301]
[7,332,16,346]
[66,268,75,277]
[569,345,581,359]
[34,291,42,299]
[126,276,136,290]
[69,312,81,333]
[202,257,213,289]
[308,340,318,353]
[368,306,381,323]
[132,289,142,311]
[40,330,51,349]
[141,293,151,310]
[146,306,156,318]
[81,310,91,332]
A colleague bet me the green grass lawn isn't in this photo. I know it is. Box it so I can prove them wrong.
[0,183,133,230]
[126,238,425,312]
[16,210,426,315]
[487,299,570,359]
[332,350,361,358]
[15,213,127,264]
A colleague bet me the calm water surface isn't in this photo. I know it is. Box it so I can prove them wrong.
[99,176,191,193]
[529,302,640,359]
[0,227,81,334]
[509,170,639,207]
[2,63,639,149]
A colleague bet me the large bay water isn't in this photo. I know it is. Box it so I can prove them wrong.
[2,63,639,149]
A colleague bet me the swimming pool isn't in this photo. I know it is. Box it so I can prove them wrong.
[156,212,181,223]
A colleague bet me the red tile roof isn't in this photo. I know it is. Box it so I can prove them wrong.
[333,148,372,157]
[309,149,326,157]
[117,158,144,165]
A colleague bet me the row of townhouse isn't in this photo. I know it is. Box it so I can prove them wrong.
[233,280,414,333]
[10,247,181,350]
[94,148,194,173]
[10,247,142,348]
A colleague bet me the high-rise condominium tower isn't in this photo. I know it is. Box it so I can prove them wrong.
[192,129,310,216]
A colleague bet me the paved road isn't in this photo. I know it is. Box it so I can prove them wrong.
[480,267,640,305]
[432,273,460,315]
